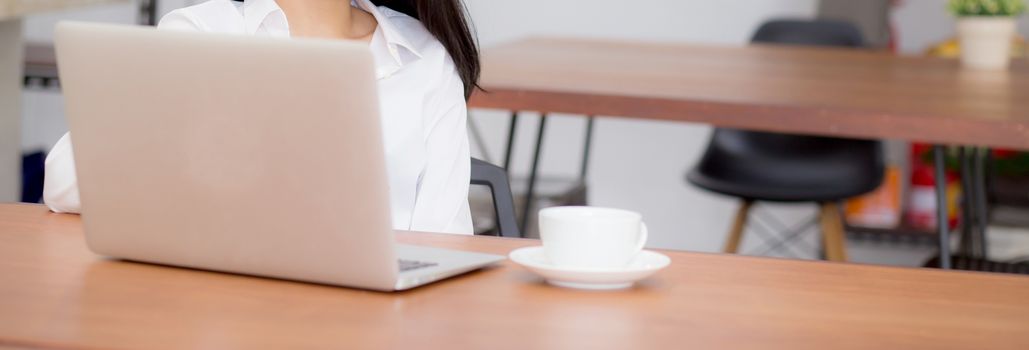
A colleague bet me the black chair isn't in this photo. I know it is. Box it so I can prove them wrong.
[750,20,864,47]
[686,20,884,262]
[21,151,46,203]
[471,158,521,238]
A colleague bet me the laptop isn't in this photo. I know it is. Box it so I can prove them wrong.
[54,22,504,291]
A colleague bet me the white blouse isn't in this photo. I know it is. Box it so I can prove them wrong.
[43,0,474,234]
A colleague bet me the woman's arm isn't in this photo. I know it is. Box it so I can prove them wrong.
[408,66,474,235]
[42,9,203,214]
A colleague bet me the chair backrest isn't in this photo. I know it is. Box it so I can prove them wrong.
[470,158,521,238]
[724,19,868,145]
[691,19,883,200]
[751,19,864,48]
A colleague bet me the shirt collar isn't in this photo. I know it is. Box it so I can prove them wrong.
[353,0,422,62]
[242,0,423,65]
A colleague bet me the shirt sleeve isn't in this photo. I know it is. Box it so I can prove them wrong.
[408,66,474,235]
[43,133,81,213]
[41,11,204,214]
[155,8,205,32]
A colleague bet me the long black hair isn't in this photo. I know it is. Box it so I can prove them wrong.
[231,0,480,99]
[370,0,480,99]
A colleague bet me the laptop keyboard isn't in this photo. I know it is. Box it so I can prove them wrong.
[398,259,438,272]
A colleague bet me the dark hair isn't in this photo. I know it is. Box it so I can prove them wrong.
[370,0,480,99]
[232,0,480,99]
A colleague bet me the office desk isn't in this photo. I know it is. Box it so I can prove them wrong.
[0,0,128,202]
[470,38,1029,265]
[2,204,1028,349]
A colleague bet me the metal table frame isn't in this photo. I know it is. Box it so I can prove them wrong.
[502,112,595,232]
[937,145,993,269]
[495,110,990,269]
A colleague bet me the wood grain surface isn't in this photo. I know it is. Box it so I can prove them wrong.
[470,38,1029,150]
[2,204,1029,349]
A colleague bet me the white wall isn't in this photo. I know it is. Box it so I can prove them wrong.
[467,0,818,47]
[892,0,1029,55]
[20,0,984,253]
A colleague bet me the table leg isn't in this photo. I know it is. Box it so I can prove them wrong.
[933,145,952,269]
[521,114,548,232]
[503,111,519,171]
[972,147,990,258]
[0,19,24,202]
[580,116,595,182]
[958,147,974,257]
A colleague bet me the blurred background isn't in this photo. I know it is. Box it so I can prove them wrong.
[11,0,1029,268]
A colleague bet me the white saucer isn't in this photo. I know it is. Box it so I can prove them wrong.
[508,246,671,290]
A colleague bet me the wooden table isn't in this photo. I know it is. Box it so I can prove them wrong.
[0,0,128,202]
[471,38,1029,148]
[470,38,1029,266]
[3,204,1029,349]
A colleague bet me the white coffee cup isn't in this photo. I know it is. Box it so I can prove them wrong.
[538,206,648,269]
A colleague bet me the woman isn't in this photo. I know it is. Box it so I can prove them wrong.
[43,0,480,234]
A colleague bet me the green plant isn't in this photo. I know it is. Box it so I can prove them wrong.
[949,0,1027,16]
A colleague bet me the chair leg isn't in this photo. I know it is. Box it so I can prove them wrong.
[724,200,753,254]
[819,202,848,262]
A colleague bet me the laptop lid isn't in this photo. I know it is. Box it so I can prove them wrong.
[56,22,400,290]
